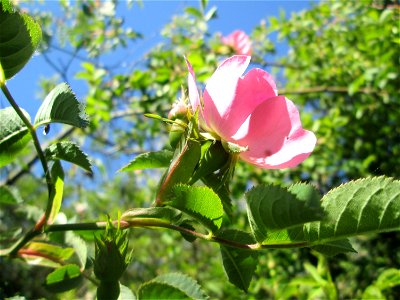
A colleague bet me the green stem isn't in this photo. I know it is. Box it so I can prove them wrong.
[1,84,54,252]
[45,219,309,250]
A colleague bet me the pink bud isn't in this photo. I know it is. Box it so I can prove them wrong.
[221,30,252,56]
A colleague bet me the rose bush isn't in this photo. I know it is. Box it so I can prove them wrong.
[186,55,316,169]
[221,30,252,56]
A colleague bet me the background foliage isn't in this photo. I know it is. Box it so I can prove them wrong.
[1,0,399,299]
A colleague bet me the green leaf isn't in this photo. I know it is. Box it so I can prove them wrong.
[375,268,400,290]
[0,185,23,205]
[45,141,92,174]
[0,107,31,167]
[218,230,259,292]
[138,273,208,300]
[118,284,136,300]
[119,149,173,172]
[306,177,400,244]
[65,231,87,270]
[0,0,42,79]
[47,160,64,225]
[34,83,89,128]
[44,264,82,293]
[21,241,74,268]
[311,239,357,256]
[246,183,323,242]
[170,184,223,232]
[190,141,229,184]
[156,137,201,204]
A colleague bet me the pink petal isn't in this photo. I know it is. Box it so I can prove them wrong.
[185,57,200,111]
[204,66,278,139]
[232,96,316,169]
[202,55,251,135]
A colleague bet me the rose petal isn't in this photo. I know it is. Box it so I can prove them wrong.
[206,67,278,140]
[185,57,200,111]
[233,96,316,169]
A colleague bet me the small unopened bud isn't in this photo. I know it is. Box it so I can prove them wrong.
[168,98,188,120]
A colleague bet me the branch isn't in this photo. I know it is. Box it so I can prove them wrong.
[280,85,388,96]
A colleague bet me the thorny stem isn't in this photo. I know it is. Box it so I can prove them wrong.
[1,84,55,252]
[45,219,309,250]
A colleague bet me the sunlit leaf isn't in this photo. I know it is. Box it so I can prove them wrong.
[246,183,323,242]
[138,272,208,300]
[170,184,223,232]
[34,83,89,128]
[119,149,173,172]
[20,241,74,268]
[45,141,92,174]
[156,137,201,204]
[306,177,400,244]
[47,160,64,225]
[44,264,82,293]
[0,0,42,79]
[0,107,31,167]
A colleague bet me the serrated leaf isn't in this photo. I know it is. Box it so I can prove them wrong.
[34,83,89,128]
[121,207,181,224]
[311,239,356,256]
[156,136,201,204]
[44,264,82,293]
[170,184,223,232]
[138,282,189,299]
[306,177,400,244]
[202,173,233,217]
[246,184,323,242]
[119,149,173,172]
[47,160,64,225]
[45,141,92,174]
[138,272,208,300]
[218,230,258,292]
[0,0,42,79]
[0,107,31,167]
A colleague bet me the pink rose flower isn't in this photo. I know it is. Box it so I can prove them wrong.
[186,55,316,169]
[221,30,252,56]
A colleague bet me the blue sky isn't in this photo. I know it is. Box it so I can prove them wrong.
[1,1,316,115]
[1,1,317,181]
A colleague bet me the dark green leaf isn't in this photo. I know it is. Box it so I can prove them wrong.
[170,184,223,232]
[138,272,208,300]
[0,0,42,79]
[311,239,357,256]
[246,183,323,242]
[218,230,258,292]
[34,83,89,128]
[0,107,31,167]
[156,137,201,204]
[119,149,173,172]
[45,264,82,293]
[45,141,92,174]
[306,177,400,244]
